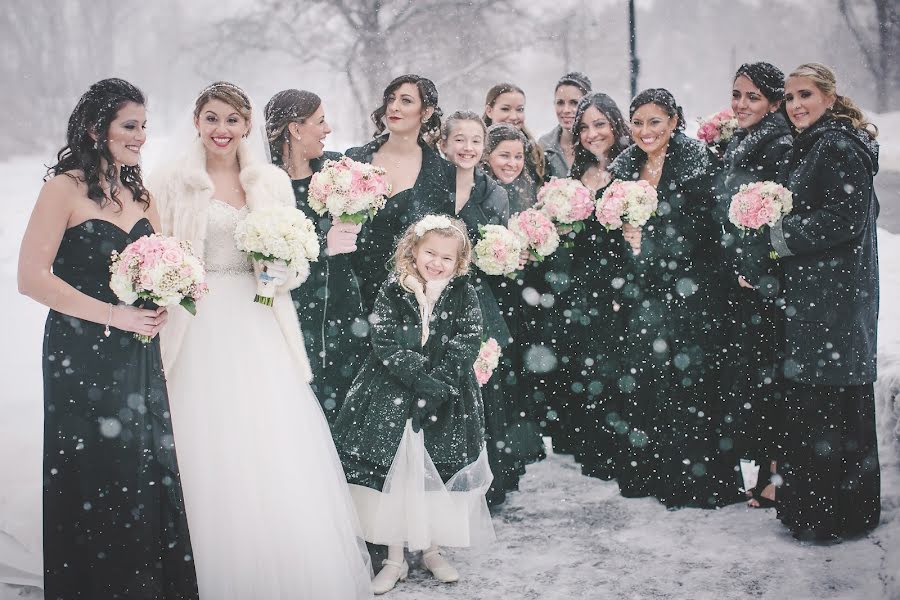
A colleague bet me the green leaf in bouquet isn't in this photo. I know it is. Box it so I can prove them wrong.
[339,212,369,225]
[180,297,197,316]
[572,221,585,233]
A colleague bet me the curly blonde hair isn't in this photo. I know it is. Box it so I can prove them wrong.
[392,215,472,289]
[788,63,878,137]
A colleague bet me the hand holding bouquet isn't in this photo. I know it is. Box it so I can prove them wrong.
[473,224,525,278]
[233,206,320,306]
[109,234,209,342]
[728,180,793,232]
[308,156,391,224]
[473,338,502,386]
[596,179,659,255]
[509,209,560,262]
[536,177,595,243]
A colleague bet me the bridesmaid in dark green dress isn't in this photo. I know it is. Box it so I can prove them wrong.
[18,79,198,599]
[344,75,455,313]
[265,90,368,422]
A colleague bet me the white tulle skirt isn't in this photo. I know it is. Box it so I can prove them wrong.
[167,272,372,599]
[349,421,495,551]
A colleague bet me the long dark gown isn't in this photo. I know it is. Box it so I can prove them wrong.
[42,218,198,600]
[290,154,369,422]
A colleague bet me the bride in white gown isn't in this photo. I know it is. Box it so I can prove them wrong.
[149,81,372,599]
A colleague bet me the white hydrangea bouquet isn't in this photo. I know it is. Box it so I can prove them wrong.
[473,224,525,278]
[308,156,391,224]
[536,177,595,236]
[109,234,209,342]
[233,206,320,306]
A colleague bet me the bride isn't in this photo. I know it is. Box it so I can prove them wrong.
[149,81,372,599]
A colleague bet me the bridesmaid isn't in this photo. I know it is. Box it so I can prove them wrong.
[17,78,198,599]
[539,72,592,179]
[347,74,455,312]
[483,123,535,212]
[565,92,632,479]
[772,63,880,541]
[610,88,741,508]
[265,89,368,421]
[483,83,545,185]
[717,63,793,508]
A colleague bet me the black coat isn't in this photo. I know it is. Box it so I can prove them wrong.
[720,111,793,293]
[345,137,456,311]
[290,151,369,419]
[770,116,880,385]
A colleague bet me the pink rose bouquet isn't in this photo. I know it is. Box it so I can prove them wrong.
[536,177,595,237]
[109,234,209,342]
[696,108,738,149]
[509,209,560,261]
[308,156,391,224]
[473,224,524,278]
[728,180,793,232]
[595,179,658,230]
[473,338,502,386]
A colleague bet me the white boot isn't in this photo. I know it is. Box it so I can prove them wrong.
[372,559,408,595]
[422,548,459,583]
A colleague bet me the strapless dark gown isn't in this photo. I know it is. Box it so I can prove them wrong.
[42,218,198,599]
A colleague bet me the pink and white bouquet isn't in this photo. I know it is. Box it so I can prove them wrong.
[473,338,502,386]
[696,108,739,148]
[536,177,595,235]
[728,180,793,232]
[308,156,391,224]
[109,234,209,343]
[233,206,320,306]
[473,224,524,278]
[595,179,659,231]
[509,209,560,262]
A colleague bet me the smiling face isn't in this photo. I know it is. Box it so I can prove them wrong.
[486,139,525,184]
[784,75,833,131]
[288,103,331,160]
[384,82,432,136]
[414,232,460,281]
[194,98,251,158]
[555,84,583,132]
[629,103,676,155]
[104,101,147,167]
[441,119,485,170]
[578,104,614,160]
[731,74,778,129]
[486,91,526,129]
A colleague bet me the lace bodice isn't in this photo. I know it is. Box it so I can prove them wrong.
[204,199,252,274]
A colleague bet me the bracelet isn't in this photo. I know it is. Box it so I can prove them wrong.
[104,303,113,338]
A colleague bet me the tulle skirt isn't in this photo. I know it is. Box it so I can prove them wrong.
[349,420,495,551]
[166,272,372,599]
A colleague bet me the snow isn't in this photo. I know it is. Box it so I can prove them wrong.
[1,143,899,598]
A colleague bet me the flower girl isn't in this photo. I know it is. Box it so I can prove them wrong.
[333,214,495,594]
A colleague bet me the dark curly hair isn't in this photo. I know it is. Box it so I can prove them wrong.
[371,74,443,148]
[46,78,149,211]
[570,92,631,180]
[629,88,686,131]
[264,89,322,168]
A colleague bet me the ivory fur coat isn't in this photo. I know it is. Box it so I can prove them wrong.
[148,137,313,382]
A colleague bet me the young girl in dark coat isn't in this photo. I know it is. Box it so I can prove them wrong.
[770,63,880,541]
[333,215,493,594]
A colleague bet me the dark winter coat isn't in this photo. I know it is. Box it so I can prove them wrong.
[333,274,486,488]
[770,116,880,386]
[539,126,571,180]
[346,137,456,311]
[290,151,369,419]
[719,111,793,293]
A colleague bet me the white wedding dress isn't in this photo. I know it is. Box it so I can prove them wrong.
[165,198,372,599]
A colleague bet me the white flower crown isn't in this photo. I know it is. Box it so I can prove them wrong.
[413,214,465,238]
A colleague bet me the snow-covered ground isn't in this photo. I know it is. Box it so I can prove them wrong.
[1,144,898,598]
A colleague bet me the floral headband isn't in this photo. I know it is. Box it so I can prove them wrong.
[414,214,466,238]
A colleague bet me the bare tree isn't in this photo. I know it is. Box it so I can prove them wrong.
[838,0,900,112]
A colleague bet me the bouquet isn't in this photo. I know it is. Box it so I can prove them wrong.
[233,206,320,306]
[473,224,525,278]
[473,338,502,386]
[109,234,209,343]
[308,156,391,224]
[595,179,659,231]
[536,177,595,239]
[509,209,560,262]
[728,180,793,232]
[696,108,738,150]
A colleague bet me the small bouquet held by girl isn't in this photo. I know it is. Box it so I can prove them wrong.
[332,214,494,595]
[508,208,560,262]
[472,224,525,278]
[307,155,391,224]
[536,177,595,245]
[109,234,209,343]
[696,108,739,153]
[233,206,320,306]
[473,338,501,386]
[595,179,659,254]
